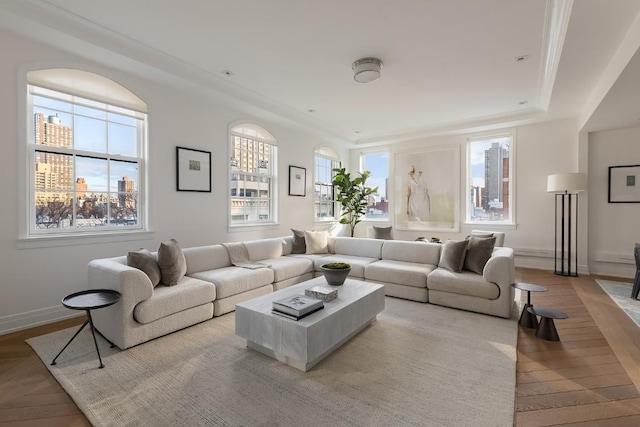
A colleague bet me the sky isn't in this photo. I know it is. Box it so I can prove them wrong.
[363,151,388,200]
[34,94,140,192]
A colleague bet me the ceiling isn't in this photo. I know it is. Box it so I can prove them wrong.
[2,0,640,144]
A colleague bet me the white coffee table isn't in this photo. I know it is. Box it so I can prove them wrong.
[235,277,385,371]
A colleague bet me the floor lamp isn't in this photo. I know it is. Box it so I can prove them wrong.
[547,173,587,277]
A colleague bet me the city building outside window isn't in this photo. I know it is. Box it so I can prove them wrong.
[362,151,389,220]
[27,70,147,235]
[229,124,277,226]
[467,135,514,224]
[314,147,339,221]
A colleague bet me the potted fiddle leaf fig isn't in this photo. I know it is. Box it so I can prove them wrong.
[332,166,378,237]
[321,262,352,286]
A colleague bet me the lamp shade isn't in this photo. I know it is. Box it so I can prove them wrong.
[547,173,587,193]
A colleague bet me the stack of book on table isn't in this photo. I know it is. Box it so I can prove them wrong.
[272,294,324,320]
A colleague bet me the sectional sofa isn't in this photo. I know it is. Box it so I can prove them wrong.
[88,234,515,349]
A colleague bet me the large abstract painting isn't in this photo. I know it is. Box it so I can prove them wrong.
[394,146,460,232]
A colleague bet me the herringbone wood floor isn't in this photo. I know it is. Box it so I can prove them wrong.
[1,268,639,426]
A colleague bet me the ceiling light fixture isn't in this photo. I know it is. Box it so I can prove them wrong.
[352,57,383,83]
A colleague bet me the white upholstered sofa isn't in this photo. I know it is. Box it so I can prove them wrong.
[88,233,514,349]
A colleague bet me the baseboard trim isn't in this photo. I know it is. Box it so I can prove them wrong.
[0,305,80,336]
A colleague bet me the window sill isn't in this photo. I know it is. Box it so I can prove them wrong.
[463,222,517,230]
[228,223,281,233]
[17,230,156,249]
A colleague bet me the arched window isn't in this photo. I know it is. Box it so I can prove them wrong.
[229,123,277,225]
[26,69,147,235]
[314,146,339,221]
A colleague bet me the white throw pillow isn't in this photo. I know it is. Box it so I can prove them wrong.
[304,230,329,254]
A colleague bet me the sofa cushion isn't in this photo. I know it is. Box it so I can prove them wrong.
[372,226,393,240]
[127,249,161,287]
[365,259,436,288]
[183,244,232,274]
[245,238,284,261]
[438,240,468,273]
[313,254,378,278]
[188,266,274,299]
[291,229,306,254]
[305,230,329,254]
[463,236,497,274]
[257,256,313,282]
[133,276,216,324]
[428,268,500,299]
[334,237,384,259]
[381,240,441,265]
[157,239,187,286]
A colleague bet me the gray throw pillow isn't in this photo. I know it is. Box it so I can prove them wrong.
[291,229,306,254]
[372,226,393,240]
[471,231,494,238]
[127,248,161,287]
[157,239,187,286]
[438,240,468,273]
[463,236,497,274]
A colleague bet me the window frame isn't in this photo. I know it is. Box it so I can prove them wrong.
[228,123,278,228]
[24,72,148,239]
[313,148,339,222]
[465,132,516,226]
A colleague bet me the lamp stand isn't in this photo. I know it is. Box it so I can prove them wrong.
[553,192,579,277]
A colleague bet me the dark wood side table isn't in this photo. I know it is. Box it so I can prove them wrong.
[511,282,547,328]
[51,289,121,369]
[527,306,569,341]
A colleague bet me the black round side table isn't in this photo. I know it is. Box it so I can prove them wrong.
[51,289,121,369]
[511,282,547,328]
[527,306,569,341]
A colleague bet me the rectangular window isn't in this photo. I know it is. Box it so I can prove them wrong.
[467,135,513,224]
[314,155,337,220]
[362,151,389,219]
[29,85,145,233]
[229,131,276,225]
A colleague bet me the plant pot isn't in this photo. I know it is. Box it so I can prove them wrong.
[321,264,351,286]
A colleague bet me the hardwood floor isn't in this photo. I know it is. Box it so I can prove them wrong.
[1,268,639,426]
[0,316,90,426]
[515,269,640,426]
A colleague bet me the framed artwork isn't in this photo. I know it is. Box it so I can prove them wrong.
[288,165,306,196]
[394,146,460,232]
[608,164,640,203]
[176,146,211,192]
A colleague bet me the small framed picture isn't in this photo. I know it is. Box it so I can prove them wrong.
[608,164,640,203]
[288,165,306,196]
[176,146,211,192]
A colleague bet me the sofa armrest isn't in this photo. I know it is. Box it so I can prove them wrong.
[483,247,515,296]
[88,257,153,313]
[88,257,155,349]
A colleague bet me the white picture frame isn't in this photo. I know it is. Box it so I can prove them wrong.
[394,145,460,232]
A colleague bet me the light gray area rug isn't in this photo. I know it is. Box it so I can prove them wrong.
[596,279,640,327]
[27,298,517,427]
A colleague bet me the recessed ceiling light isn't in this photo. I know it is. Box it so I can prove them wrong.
[518,101,528,105]
[515,55,529,62]
[307,109,316,113]
[221,70,235,76]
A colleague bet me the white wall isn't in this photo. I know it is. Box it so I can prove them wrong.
[588,126,640,278]
[351,118,581,270]
[0,31,348,334]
